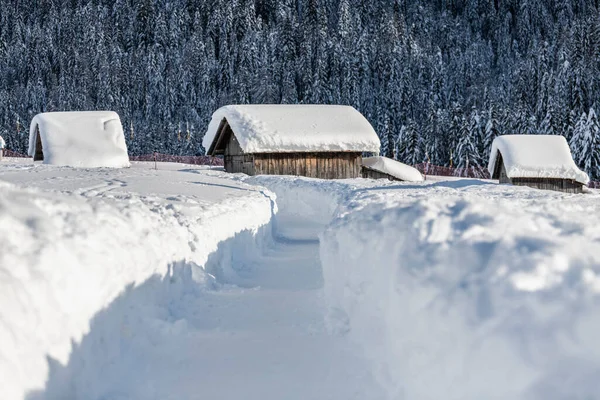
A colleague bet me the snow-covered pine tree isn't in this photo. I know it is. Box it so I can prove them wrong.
[571,108,600,180]
[395,119,422,166]
[455,109,483,172]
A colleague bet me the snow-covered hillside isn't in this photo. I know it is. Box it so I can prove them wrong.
[1,158,600,400]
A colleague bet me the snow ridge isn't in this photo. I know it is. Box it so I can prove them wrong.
[321,183,600,400]
[0,177,273,400]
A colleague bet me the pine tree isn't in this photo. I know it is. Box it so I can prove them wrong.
[571,108,600,180]
[396,119,422,166]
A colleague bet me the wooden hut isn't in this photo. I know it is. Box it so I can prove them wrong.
[28,111,130,168]
[361,156,424,182]
[488,135,588,193]
[203,105,380,179]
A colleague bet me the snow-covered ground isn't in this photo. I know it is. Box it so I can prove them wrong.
[0,159,381,400]
[1,158,600,400]
[321,179,600,400]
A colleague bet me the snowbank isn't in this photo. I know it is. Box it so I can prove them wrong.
[488,135,589,184]
[0,178,273,400]
[321,184,600,400]
[203,104,381,154]
[28,111,130,168]
[244,175,357,241]
[362,156,424,182]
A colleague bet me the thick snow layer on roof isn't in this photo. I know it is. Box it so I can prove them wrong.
[28,111,130,168]
[488,135,589,184]
[362,156,424,182]
[203,105,381,154]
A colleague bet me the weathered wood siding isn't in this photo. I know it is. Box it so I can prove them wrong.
[495,152,583,193]
[253,152,362,179]
[361,166,399,181]
[500,161,583,193]
[510,177,584,193]
[221,130,363,179]
[499,162,510,184]
[34,127,44,161]
[223,132,256,174]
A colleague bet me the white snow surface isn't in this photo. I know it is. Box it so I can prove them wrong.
[362,156,424,182]
[0,159,381,400]
[488,135,589,184]
[321,179,600,400]
[2,156,600,400]
[28,111,130,168]
[203,104,381,154]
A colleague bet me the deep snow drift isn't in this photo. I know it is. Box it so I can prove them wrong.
[321,180,600,400]
[0,161,274,399]
[0,159,382,400]
[362,156,424,182]
[2,157,600,400]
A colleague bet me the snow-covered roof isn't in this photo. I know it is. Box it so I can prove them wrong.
[28,111,130,168]
[488,135,589,184]
[362,156,424,182]
[203,105,381,154]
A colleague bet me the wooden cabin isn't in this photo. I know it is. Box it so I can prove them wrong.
[203,105,381,179]
[361,156,424,182]
[488,135,588,193]
[28,111,129,168]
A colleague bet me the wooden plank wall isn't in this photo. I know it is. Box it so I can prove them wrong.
[224,130,256,174]
[253,152,362,179]
[361,166,398,181]
[34,127,44,161]
[511,177,584,193]
[225,154,255,174]
[499,162,510,184]
[222,131,362,179]
[499,161,584,193]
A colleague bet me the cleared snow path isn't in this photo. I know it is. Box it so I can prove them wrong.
[27,238,379,400]
[0,160,382,400]
[7,158,598,400]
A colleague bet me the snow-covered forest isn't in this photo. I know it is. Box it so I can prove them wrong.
[1,0,600,178]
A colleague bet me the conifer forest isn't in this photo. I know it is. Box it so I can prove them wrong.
[1,0,600,178]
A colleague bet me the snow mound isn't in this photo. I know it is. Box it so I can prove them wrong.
[28,111,130,168]
[321,186,600,399]
[203,104,381,154]
[362,156,424,182]
[244,175,361,241]
[0,177,273,400]
[488,135,589,184]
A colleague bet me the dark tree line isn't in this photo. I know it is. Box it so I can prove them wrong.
[1,0,600,178]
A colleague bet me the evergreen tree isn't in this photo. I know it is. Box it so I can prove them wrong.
[0,0,600,161]
[571,108,600,179]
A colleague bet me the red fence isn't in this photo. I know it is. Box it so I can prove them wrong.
[414,162,600,188]
[3,149,29,158]
[2,150,224,166]
[129,153,223,166]
[589,181,600,189]
[414,163,491,179]
[3,150,599,188]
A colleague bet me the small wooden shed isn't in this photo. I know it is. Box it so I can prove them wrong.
[202,105,381,179]
[361,156,424,182]
[488,135,588,193]
[28,111,130,168]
